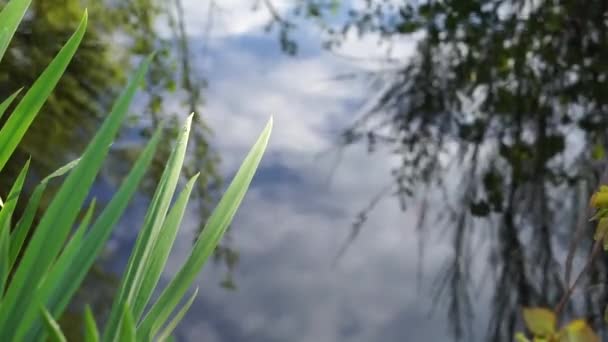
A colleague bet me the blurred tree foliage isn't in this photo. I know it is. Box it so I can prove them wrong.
[0,0,220,207]
[261,0,608,340]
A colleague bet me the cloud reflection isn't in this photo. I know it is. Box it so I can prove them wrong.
[148,1,480,340]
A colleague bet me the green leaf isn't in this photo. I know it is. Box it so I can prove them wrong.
[0,10,87,172]
[134,173,200,323]
[9,158,79,269]
[139,117,272,338]
[0,218,8,297]
[9,183,42,268]
[39,125,161,324]
[0,0,32,63]
[104,114,193,341]
[0,160,29,293]
[84,305,100,342]
[1,54,152,341]
[157,288,199,341]
[40,307,67,342]
[118,304,136,342]
[64,198,96,249]
[0,88,22,120]
[592,142,606,161]
[42,199,96,287]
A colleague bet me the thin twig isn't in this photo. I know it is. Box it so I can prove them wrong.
[555,235,604,318]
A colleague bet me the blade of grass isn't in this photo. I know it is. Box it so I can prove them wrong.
[0,160,29,293]
[156,288,198,342]
[24,128,161,341]
[0,218,8,296]
[0,88,22,120]
[0,160,29,236]
[0,10,86,172]
[139,117,272,338]
[41,199,96,286]
[0,0,32,63]
[39,125,162,321]
[40,307,67,342]
[23,125,162,342]
[84,305,100,342]
[104,115,193,341]
[9,158,80,269]
[8,184,42,268]
[118,304,136,342]
[2,55,152,341]
[26,199,96,341]
[132,173,200,321]
[62,198,96,250]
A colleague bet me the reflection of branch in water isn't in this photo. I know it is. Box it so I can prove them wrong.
[174,0,202,114]
[431,209,474,340]
[259,1,608,339]
[556,236,604,317]
[415,194,429,292]
[332,182,395,266]
[198,0,217,80]
[312,142,346,191]
[564,188,593,290]
[429,145,480,341]
[260,0,294,27]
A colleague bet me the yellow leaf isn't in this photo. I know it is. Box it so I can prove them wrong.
[522,307,556,337]
[515,332,531,342]
[560,319,599,342]
[594,218,608,241]
[590,191,608,208]
[601,229,608,251]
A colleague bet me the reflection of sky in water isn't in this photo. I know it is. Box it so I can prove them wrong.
[106,1,488,340]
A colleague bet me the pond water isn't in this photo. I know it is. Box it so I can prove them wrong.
[121,3,458,340]
[4,0,608,341]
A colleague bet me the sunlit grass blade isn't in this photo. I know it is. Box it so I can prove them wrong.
[9,158,80,269]
[0,159,29,292]
[0,0,32,63]
[118,304,136,342]
[133,173,200,321]
[0,10,86,172]
[38,125,162,324]
[41,307,67,342]
[0,88,22,120]
[139,117,272,338]
[104,115,193,341]
[2,55,152,341]
[84,305,100,342]
[156,288,198,341]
